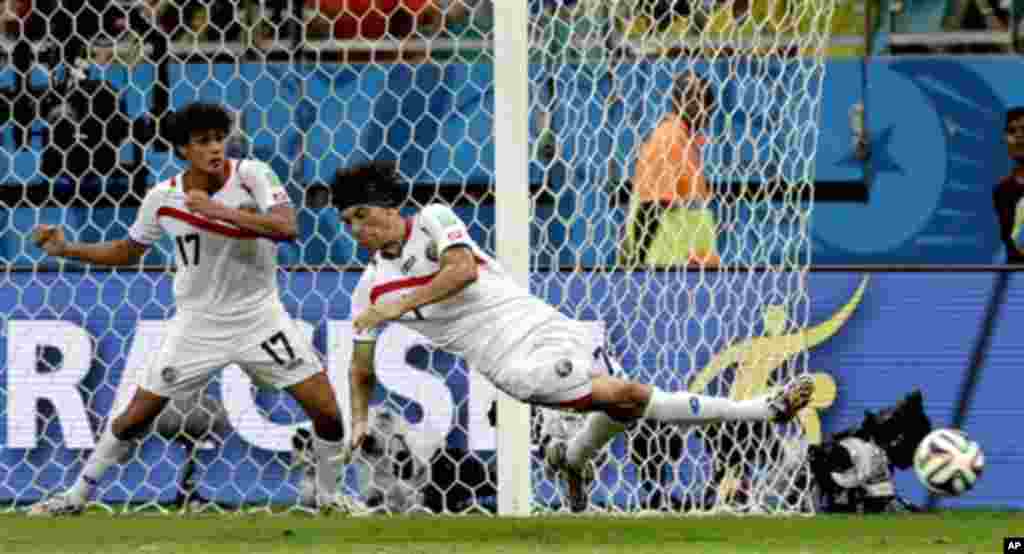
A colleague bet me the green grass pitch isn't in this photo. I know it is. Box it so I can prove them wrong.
[0,511,1019,554]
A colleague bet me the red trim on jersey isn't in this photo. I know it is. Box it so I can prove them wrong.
[157,206,287,241]
[404,218,413,242]
[558,393,594,411]
[170,176,177,189]
[369,257,487,304]
[370,272,438,304]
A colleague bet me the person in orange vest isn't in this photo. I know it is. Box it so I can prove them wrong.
[624,71,721,268]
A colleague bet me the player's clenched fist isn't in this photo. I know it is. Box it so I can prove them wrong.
[31,224,66,257]
[185,188,223,219]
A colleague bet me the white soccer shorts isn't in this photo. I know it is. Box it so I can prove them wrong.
[489,321,616,407]
[141,301,322,398]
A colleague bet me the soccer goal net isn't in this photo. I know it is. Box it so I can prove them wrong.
[0,0,834,515]
[526,1,836,514]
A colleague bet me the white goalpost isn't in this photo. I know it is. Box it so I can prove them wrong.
[493,0,533,517]
[0,0,836,516]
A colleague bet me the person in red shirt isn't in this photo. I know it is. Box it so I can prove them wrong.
[993,107,1024,263]
[308,0,434,39]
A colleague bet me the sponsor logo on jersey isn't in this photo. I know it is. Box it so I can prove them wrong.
[555,359,573,378]
[448,230,464,241]
[401,256,417,274]
[161,366,178,383]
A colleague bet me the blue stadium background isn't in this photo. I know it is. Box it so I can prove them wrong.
[1,57,1022,268]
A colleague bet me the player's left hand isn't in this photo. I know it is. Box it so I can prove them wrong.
[354,302,405,332]
[185,189,228,220]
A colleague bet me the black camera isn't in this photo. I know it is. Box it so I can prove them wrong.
[808,389,932,513]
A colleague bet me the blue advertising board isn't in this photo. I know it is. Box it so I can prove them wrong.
[0,270,1019,509]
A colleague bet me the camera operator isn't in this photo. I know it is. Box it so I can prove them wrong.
[808,390,932,513]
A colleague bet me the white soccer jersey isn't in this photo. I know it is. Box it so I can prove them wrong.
[352,204,575,376]
[128,158,291,316]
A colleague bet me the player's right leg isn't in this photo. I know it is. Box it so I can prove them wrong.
[587,373,815,425]
[284,372,362,513]
[525,340,814,511]
[235,304,359,514]
[28,318,227,516]
[28,388,168,516]
[565,372,813,455]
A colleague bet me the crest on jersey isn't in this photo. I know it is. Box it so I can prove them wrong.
[161,366,178,384]
[425,242,439,262]
[401,256,417,274]
[436,210,460,227]
[266,169,282,188]
[555,359,573,378]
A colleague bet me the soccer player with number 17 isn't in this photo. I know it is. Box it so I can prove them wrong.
[28,102,353,515]
[334,162,816,511]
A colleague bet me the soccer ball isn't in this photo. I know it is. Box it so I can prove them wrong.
[913,428,984,496]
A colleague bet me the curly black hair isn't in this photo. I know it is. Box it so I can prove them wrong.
[330,160,405,212]
[167,101,233,159]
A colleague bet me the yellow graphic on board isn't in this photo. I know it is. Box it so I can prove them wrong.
[685,276,868,505]
[688,275,869,444]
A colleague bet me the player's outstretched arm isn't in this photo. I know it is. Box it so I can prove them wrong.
[31,224,147,266]
[395,246,477,311]
[352,246,478,332]
[348,340,377,449]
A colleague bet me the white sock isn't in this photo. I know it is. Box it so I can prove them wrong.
[642,388,772,425]
[68,428,134,504]
[566,412,626,468]
[313,435,347,503]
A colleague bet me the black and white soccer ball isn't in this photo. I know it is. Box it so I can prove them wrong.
[913,428,984,497]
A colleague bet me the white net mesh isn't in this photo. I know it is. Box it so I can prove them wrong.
[0,0,835,515]
[0,0,499,514]
[527,0,835,513]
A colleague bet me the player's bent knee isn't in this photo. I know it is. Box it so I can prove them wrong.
[112,390,168,440]
[592,376,649,407]
[112,410,159,440]
[624,382,651,406]
[309,413,344,442]
[294,395,344,441]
